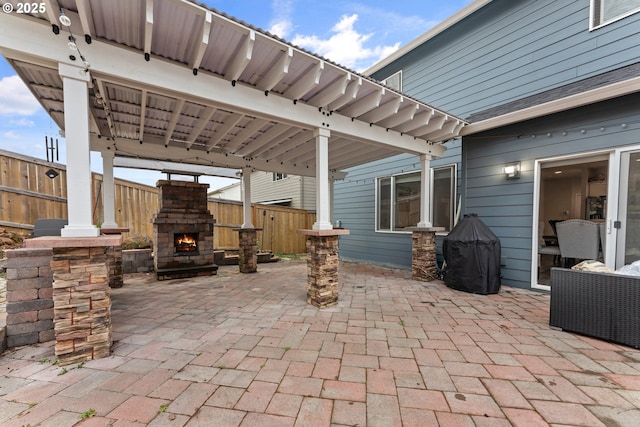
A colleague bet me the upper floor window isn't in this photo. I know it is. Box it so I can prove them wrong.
[591,0,640,28]
[381,70,402,92]
[273,173,288,181]
[376,165,456,233]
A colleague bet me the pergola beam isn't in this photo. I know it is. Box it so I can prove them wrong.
[76,0,95,38]
[224,119,267,153]
[327,76,362,111]
[163,99,185,145]
[186,106,217,148]
[235,123,292,157]
[144,0,153,59]
[340,88,384,118]
[139,89,147,141]
[90,134,345,178]
[0,12,448,159]
[359,96,403,123]
[284,60,324,100]
[189,11,212,71]
[257,47,293,92]
[307,73,351,108]
[206,112,244,151]
[225,30,255,81]
[249,126,301,157]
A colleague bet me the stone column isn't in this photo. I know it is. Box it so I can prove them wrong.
[297,229,350,308]
[411,227,444,282]
[26,235,121,366]
[106,245,123,288]
[236,228,260,273]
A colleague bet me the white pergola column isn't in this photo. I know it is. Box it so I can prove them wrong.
[241,167,254,228]
[59,64,99,237]
[313,128,333,230]
[417,154,433,228]
[101,151,118,229]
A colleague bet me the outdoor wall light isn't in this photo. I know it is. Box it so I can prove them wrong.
[45,169,59,179]
[503,162,521,180]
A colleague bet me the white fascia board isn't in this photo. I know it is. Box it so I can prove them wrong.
[113,157,240,179]
[0,12,439,157]
[461,76,640,136]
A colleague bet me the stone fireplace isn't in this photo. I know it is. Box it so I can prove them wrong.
[153,180,218,280]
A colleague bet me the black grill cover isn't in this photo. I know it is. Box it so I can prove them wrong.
[442,213,501,294]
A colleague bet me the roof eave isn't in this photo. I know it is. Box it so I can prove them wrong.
[364,0,493,76]
[460,76,640,136]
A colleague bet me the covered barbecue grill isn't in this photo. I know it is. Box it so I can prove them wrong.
[442,214,501,294]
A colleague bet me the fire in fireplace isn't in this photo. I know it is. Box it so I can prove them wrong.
[174,233,198,254]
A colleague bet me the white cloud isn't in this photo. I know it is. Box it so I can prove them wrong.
[292,14,400,72]
[268,0,294,38]
[0,75,41,116]
[9,118,35,127]
[3,130,21,140]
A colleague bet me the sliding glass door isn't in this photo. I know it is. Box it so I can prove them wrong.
[616,150,640,268]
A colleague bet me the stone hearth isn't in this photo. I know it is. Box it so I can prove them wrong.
[153,180,217,280]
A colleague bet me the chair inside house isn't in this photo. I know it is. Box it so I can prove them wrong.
[538,221,561,264]
[556,219,601,267]
[598,221,606,255]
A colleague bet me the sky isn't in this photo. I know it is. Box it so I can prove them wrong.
[0,0,473,190]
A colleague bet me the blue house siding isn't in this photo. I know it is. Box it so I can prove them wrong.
[335,140,461,269]
[336,0,640,285]
[372,0,640,118]
[462,93,640,288]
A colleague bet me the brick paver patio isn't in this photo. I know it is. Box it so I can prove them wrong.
[1,261,640,426]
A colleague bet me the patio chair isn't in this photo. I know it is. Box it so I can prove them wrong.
[556,219,600,266]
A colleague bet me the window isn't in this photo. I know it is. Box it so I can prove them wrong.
[591,0,640,28]
[376,165,456,232]
[272,172,287,181]
[433,165,456,231]
[381,70,402,91]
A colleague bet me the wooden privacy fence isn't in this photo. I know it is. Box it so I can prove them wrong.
[0,150,67,233]
[209,200,316,254]
[1,150,314,253]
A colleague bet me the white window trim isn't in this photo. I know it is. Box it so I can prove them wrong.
[272,172,288,182]
[590,0,640,30]
[375,164,457,234]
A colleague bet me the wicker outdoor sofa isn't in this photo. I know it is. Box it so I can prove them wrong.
[550,267,640,349]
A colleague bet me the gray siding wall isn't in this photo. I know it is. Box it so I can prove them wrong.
[335,140,461,269]
[373,0,640,118]
[463,93,640,288]
[251,172,316,210]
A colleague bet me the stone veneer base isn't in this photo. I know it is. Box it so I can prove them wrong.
[297,229,350,309]
[26,236,121,365]
[234,228,261,274]
[410,227,444,282]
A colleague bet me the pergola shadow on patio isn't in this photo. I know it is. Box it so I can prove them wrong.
[2,261,640,426]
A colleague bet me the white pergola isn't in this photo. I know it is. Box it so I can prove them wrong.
[0,0,465,237]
